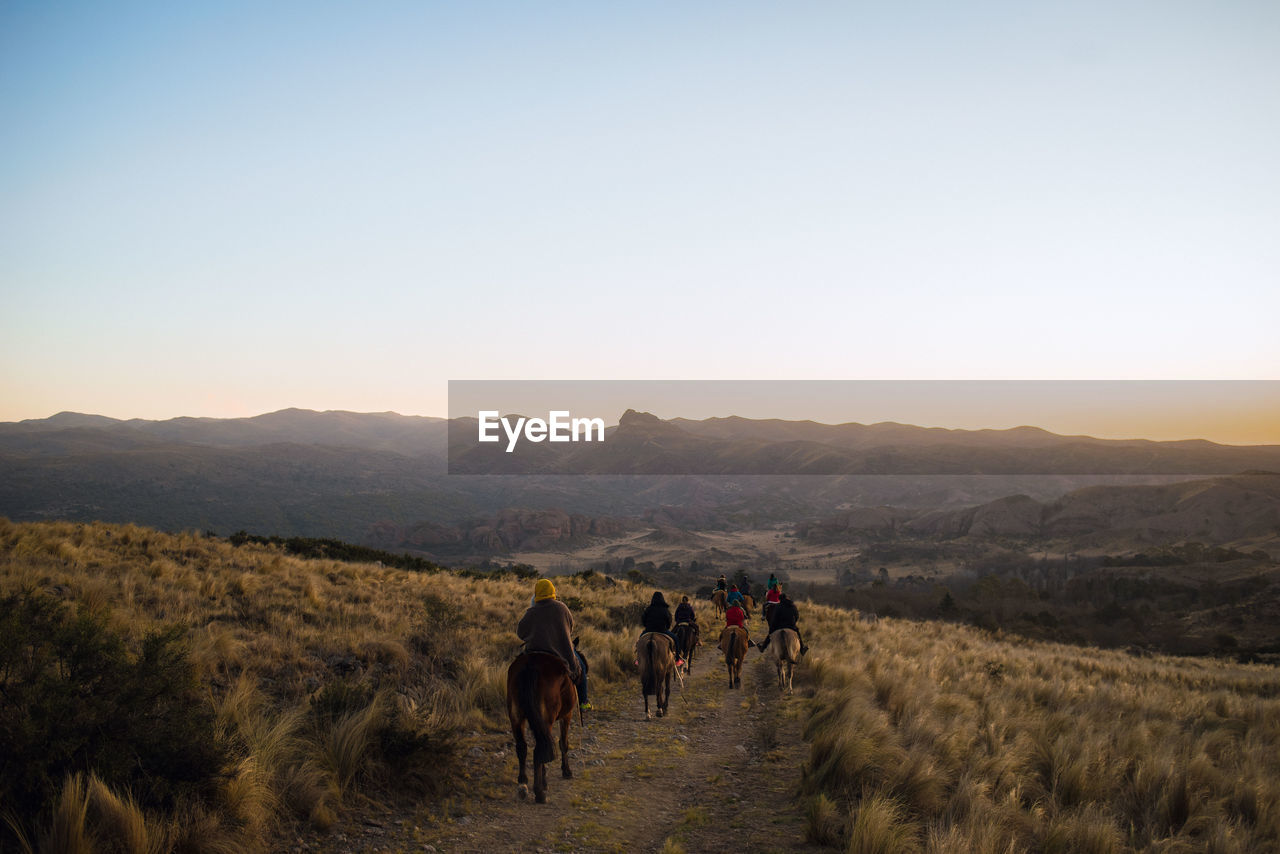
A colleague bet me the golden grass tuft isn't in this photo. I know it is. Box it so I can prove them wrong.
[804,793,844,847]
[846,793,919,854]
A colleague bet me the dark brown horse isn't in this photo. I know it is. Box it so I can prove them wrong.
[506,652,576,803]
[718,625,749,689]
[637,632,675,719]
[673,621,699,676]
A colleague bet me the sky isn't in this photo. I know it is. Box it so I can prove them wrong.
[2,1,1278,440]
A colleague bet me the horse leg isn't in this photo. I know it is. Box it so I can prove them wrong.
[513,721,529,798]
[534,758,547,804]
[560,713,572,779]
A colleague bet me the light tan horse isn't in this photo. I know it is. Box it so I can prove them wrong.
[711,589,726,618]
[718,625,749,689]
[766,628,801,695]
[636,632,675,719]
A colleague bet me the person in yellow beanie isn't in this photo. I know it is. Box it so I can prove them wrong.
[517,578,590,710]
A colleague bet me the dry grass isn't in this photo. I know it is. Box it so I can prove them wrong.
[800,602,1280,853]
[0,519,702,852]
[6,518,1278,853]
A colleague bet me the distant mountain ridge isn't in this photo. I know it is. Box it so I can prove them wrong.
[1,408,448,458]
[2,408,1270,547]
[449,408,1280,475]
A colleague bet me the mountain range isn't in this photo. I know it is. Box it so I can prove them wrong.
[448,408,1280,475]
[3,408,1274,551]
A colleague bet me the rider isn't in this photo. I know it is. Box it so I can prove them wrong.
[756,590,808,656]
[724,596,752,648]
[517,578,591,710]
[764,581,782,611]
[715,574,728,592]
[726,584,745,610]
[767,573,778,591]
[640,591,683,668]
[740,575,752,600]
[673,594,699,658]
[674,594,696,625]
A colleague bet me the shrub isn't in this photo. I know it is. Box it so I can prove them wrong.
[0,591,226,821]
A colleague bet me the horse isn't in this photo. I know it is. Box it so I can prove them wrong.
[763,600,777,625]
[766,628,801,695]
[637,632,675,719]
[506,651,576,803]
[673,621,699,675]
[741,594,755,613]
[718,625,749,689]
[711,589,726,618]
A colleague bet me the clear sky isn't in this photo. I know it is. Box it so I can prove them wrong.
[2,2,1278,439]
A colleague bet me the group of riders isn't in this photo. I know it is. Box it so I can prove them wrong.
[516,572,808,711]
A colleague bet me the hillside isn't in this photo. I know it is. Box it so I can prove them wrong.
[802,471,1280,551]
[2,520,1278,853]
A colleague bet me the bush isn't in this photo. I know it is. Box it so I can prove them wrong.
[0,591,226,822]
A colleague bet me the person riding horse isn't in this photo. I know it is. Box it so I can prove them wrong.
[715,574,728,592]
[763,582,781,620]
[640,591,683,668]
[756,591,808,656]
[673,594,699,659]
[517,578,591,710]
[724,597,752,648]
[726,584,745,610]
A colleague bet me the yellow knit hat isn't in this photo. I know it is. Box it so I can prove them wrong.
[534,578,556,601]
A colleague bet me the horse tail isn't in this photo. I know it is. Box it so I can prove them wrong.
[641,638,656,695]
[518,659,554,765]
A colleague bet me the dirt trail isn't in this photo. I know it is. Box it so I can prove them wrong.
[292,645,820,854]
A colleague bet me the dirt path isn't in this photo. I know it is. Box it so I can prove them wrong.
[290,647,821,854]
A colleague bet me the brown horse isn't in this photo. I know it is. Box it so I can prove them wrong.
[766,628,801,695]
[718,626,749,689]
[506,652,576,803]
[711,589,726,618]
[673,621,699,676]
[637,632,675,719]
[741,594,755,613]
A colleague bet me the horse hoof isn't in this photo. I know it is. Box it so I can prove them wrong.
[535,792,547,804]
[656,708,664,717]
[563,768,573,779]
[517,784,529,801]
